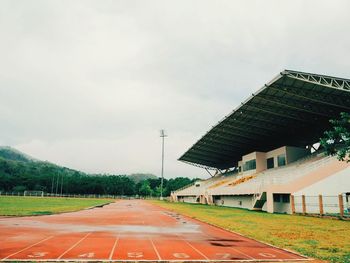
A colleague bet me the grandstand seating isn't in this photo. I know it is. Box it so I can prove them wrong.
[175,152,337,200]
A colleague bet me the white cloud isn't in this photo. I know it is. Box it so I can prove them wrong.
[1,0,349,178]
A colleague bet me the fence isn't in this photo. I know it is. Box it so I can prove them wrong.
[291,194,350,218]
[0,192,167,200]
[0,191,121,199]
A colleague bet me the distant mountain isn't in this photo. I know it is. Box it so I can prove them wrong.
[0,146,157,183]
[0,146,36,163]
[128,173,158,183]
[0,146,193,196]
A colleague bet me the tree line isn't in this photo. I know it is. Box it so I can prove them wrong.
[0,157,197,197]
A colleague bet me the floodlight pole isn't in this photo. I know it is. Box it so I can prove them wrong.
[55,173,60,196]
[60,174,64,197]
[160,129,167,200]
[51,174,55,194]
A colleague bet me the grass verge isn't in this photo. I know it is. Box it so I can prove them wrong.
[0,196,114,216]
[149,200,350,263]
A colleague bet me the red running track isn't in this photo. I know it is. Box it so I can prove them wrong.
[0,200,309,262]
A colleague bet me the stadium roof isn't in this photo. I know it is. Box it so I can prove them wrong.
[179,70,350,170]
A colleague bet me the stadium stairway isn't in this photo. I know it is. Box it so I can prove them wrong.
[252,192,267,210]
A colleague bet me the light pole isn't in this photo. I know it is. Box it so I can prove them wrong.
[55,173,60,196]
[51,174,55,194]
[60,173,64,197]
[160,129,167,200]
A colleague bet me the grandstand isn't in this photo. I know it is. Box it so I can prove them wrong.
[172,70,350,214]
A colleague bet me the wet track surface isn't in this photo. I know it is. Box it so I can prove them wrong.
[0,200,308,262]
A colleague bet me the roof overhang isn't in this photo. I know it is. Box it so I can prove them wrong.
[179,70,350,170]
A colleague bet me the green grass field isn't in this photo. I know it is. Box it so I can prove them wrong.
[150,200,350,263]
[0,196,114,216]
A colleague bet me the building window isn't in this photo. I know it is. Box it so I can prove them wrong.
[282,194,290,203]
[277,154,286,167]
[273,194,290,203]
[273,194,280,202]
[243,159,256,171]
[266,157,274,169]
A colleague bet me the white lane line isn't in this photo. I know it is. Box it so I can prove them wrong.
[149,238,161,260]
[269,246,300,259]
[226,246,255,260]
[57,232,91,259]
[152,202,255,261]
[205,234,255,260]
[189,227,255,260]
[181,238,209,260]
[1,236,54,261]
[108,237,119,260]
[139,211,161,261]
[199,219,302,260]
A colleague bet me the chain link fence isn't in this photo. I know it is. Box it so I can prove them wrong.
[292,194,349,218]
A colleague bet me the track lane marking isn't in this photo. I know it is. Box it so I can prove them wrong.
[154,213,207,261]
[265,247,300,259]
[176,234,209,260]
[182,239,210,260]
[57,233,91,259]
[1,236,54,261]
[149,238,161,260]
[177,218,256,260]
[108,237,119,260]
[140,210,161,261]
[109,209,125,261]
[190,219,262,260]
[227,246,256,260]
[197,217,303,260]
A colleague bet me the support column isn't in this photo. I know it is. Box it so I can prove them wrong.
[319,195,324,216]
[266,192,274,213]
[302,195,306,215]
[290,195,295,214]
[339,194,344,218]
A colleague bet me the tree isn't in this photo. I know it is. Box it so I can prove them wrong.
[139,180,153,197]
[320,112,350,162]
[164,177,198,196]
[0,149,195,196]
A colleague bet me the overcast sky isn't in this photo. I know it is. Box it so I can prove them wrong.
[1,0,349,179]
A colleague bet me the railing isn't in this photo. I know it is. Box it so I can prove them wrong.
[173,174,230,194]
[252,155,335,195]
[172,182,195,194]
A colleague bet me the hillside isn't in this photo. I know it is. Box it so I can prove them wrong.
[0,146,194,196]
[0,146,35,162]
[128,173,157,183]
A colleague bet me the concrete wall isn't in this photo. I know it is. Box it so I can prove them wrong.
[265,146,286,168]
[294,166,350,196]
[256,152,267,173]
[213,195,253,209]
[273,194,291,214]
[238,160,243,173]
[178,196,198,203]
[241,151,266,174]
[240,146,309,174]
[292,166,350,214]
[242,152,256,163]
